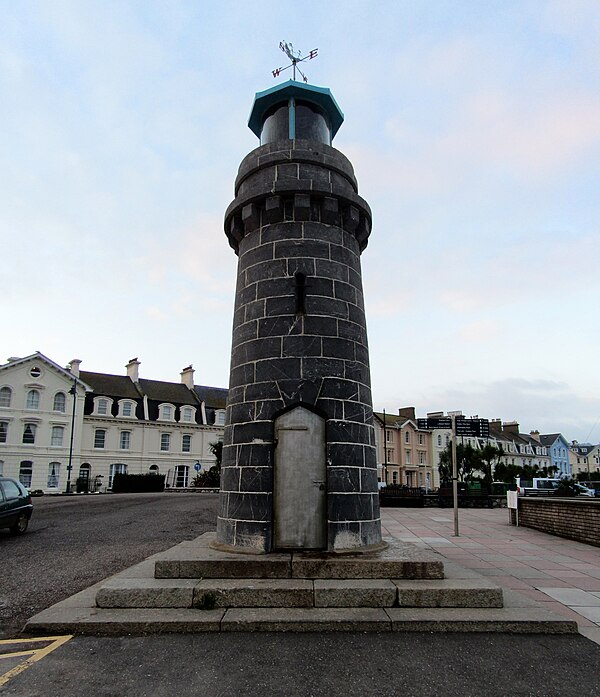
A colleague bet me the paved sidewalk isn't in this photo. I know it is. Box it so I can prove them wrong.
[381,507,600,644]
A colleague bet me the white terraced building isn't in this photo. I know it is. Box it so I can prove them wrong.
[0,352,227,493]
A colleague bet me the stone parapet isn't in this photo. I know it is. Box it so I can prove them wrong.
[224,140,372,254]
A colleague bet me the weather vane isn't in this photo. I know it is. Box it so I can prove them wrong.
[272,41,318,83]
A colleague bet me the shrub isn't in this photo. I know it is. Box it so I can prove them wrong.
[112,473,165,493]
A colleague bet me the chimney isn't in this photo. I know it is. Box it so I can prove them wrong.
[126,357,140,382]
[181,365,195,389]
[490,418,502,431]
[69,359,82,377]
[503,421,519,436]
[530,430,541,442]
[398,406,416,421]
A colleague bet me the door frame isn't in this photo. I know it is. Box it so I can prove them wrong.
[272,402,328,551]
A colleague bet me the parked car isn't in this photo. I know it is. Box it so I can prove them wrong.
[581,481,600,497]
[574,483,595,497]
[0,477,33,534]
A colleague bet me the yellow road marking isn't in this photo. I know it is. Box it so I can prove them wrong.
[0,635,73,688]
[0,650,36,659]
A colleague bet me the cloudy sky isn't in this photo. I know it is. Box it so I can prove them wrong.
[2,0,599,443]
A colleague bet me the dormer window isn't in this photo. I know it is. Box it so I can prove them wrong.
[159,404,175,421]
[181,407,195,423]
[93,397,113,417]
[119,400,136,418]
[215,410,226,426]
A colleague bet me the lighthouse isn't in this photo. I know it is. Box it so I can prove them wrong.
[215,79,382,554]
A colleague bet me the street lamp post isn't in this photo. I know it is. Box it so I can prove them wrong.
[66,378,77,494]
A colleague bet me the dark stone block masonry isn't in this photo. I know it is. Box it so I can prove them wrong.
[215,80,382,553]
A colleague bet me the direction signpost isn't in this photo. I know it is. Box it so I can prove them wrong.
[416,416,490,536]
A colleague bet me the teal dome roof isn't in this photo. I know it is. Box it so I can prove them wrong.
[248,80,344,139]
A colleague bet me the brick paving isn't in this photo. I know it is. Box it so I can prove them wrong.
[381,507,600,644]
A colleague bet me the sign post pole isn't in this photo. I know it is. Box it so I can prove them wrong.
[451,414,459,537]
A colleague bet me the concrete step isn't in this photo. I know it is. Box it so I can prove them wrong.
[96,576,503,610]
[154,532,444,580]
[26,602,577,636]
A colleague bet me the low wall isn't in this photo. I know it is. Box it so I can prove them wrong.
[510,497,600,547]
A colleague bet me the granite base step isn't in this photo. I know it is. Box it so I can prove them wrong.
[95,577,503,610]
[26,600,577,636]
[154,533,444,580]
[23,534,579,636]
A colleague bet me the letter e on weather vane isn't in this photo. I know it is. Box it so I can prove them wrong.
[272,41,318,83]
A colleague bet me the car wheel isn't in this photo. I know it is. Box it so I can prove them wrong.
[9,513,29,535]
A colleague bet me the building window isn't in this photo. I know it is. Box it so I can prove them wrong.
[149,464,159,475]
[19,460,33,488]
[0,421,7,443]
[22,423,37,444]
[26,390,40,410]
[0,460,3,476]
[96,398,109,416]
[445,435,450,446]
[109,463,127,488]
[159,404,175,421]
[392,471,398,484]
[119,402,135,418]
[94,429,106,449]
[160,433,171,452]
[418,451,426,464]
[386,448,394,462]
[29,366,42,378]
[437,435,442,447]
[53,392,66,412]
[0,386,12,408]
[418,434,424,445]
[51,426,64,447]
[119,431,131,450]
[405,450,411,465]
[181,407,194,423]
[405,431,410,444]
[385,430,391,442]
[47,462,60,488]
[175,464,189,487]
[182,434,192,452]
[215,410,226,426]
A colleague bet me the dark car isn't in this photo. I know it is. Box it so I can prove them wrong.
[0,477,33,534]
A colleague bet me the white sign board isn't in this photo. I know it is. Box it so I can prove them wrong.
[507,491,518,510]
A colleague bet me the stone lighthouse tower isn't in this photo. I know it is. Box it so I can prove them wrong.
[216,80,382,554]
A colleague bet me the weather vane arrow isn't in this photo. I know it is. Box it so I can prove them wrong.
[272,41,318,83]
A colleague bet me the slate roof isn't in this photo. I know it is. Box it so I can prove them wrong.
[79,370,228,424]
[194,386,228,410]
[539,434,562,447]
[571,443,595,455]
[138,379,200,406]
[373,412,411,428]
[80,371,142,400]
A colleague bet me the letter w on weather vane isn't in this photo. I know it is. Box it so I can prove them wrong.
[272,41,318,83]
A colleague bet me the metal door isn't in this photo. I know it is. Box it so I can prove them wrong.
[274,406,326,549]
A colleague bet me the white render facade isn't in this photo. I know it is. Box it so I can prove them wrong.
[0,353,227,493]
